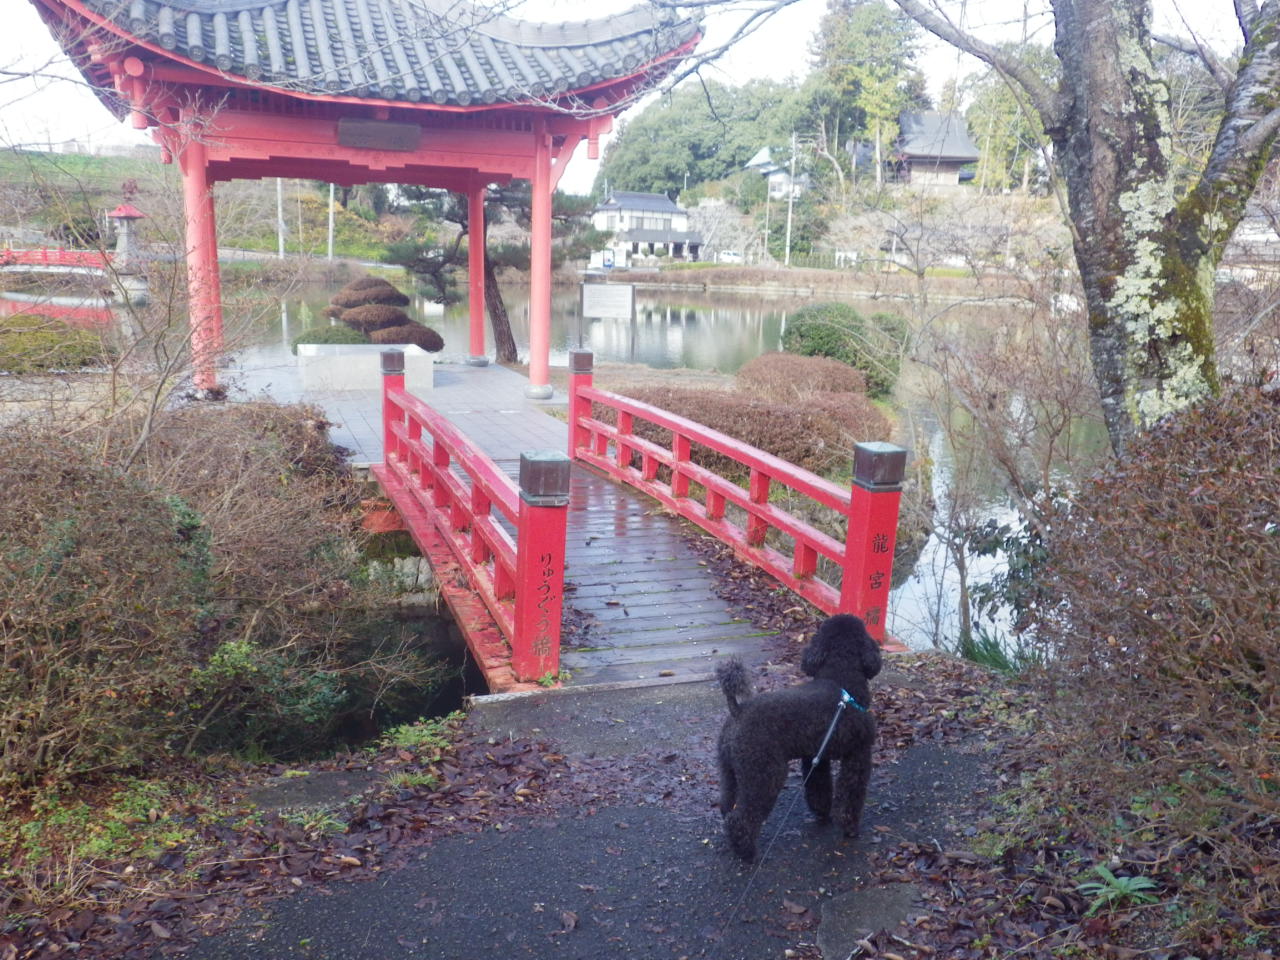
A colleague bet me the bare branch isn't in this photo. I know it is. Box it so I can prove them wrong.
[1151,31,1233,92]
[889,0,1062,129]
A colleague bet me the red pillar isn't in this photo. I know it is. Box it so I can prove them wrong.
[527,116,553,399]
[567,349,593,458]
[203,187,223,352]
[512,451,570,680]
[467,184,488,366]
[179,126,221,393]
[840,442,908,648]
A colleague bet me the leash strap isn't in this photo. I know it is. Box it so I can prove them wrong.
[810,689,865,767]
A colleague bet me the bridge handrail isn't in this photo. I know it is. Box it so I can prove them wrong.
[566,350,907,645]
[377,353,569,683]
[0,247,114,270]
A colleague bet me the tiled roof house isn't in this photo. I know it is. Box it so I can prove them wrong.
[593,191,702,265]
[895,112,980,187]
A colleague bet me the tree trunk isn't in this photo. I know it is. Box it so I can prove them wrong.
[891,0,1280,455]
[1049,0,1224,453]
[483,254,518,364]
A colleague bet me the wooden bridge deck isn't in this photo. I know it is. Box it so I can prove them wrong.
[230,355,781,689]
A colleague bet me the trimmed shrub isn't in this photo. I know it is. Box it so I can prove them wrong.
[0,431,207,789]
[341,303,411,333]
[330,277,410,309]
[1031,387,1280,921]
[781,303,908,397]
[321,305,345,319]
[0,404,448,795]
[0,314,108,373]
[291,324,369,354]
[736,352,869,400]
[614,385,890,479]
[369,323,445,352]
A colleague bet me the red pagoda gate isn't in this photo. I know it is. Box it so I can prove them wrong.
[31,0,700,394]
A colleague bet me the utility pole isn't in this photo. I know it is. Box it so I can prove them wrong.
[784,131,796,268]
[276,178,285,259]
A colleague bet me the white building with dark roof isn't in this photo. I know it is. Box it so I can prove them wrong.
[592,191,702,266]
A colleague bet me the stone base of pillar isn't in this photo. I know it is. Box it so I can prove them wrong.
[524,383,554,400]
[466,355,490,367]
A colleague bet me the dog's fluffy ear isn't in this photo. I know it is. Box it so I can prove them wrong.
[859,627,883,679]
[800,624,832,676]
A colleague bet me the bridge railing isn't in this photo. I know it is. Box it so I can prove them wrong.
[567,350,907,647]
[0,247,113,269]
[373,351,569,683]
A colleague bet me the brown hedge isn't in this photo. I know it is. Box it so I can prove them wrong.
[341,303,411,333]
[1031,386,1280,925]
[330,278,411,309]
[736,352,868,401]
[613,385,889,479]
[369,323,445,352]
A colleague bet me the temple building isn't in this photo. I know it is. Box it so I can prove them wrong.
[30,0,701,396]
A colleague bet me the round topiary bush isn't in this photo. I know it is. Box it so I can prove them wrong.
[341,303,411,333]
[330,277,411,309]
[291,324,370,354]
[369,323,445,352]
[781,303,907,398]
[736,352,869,400]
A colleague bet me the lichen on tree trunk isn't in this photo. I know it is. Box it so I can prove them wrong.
[892,0,1280,455]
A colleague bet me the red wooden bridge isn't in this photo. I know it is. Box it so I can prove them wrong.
[0,248,113,271]
[371,350,908,693]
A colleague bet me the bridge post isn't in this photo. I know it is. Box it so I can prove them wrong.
[513,451,570,681]
[567,350,593,458]
[381,349,405,463]
[841,442,908,645]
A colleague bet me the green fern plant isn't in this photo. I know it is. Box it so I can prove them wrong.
[1075,865,1160,916]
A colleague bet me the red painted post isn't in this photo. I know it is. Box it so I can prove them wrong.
[672,433,691,499]
[179,128,219,393]
[467,185,488,366]
[513,451,571,681]
[747,469,770,546]
[568,350,593,458]
[381,349,405,464]
[840,442,908,645]
[526,116,553,400]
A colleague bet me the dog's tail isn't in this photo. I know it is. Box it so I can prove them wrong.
[716,657,753,718]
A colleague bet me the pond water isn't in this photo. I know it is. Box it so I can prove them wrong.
[262,283,790,373]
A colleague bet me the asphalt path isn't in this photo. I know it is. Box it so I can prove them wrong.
[179,680,987,960]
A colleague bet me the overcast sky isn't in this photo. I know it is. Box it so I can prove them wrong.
[0,0,1241,194]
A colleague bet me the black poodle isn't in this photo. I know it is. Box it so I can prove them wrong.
[715,614,882,861]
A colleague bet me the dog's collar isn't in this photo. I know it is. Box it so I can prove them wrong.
[841,689,868,712]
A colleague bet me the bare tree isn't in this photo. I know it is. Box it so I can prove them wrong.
[880,0,1280,454]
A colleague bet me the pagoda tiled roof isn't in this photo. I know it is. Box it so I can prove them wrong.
[82,0,700,106]
[896,112,980,162]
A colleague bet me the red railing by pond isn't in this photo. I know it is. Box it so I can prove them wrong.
[566,350,908,649]
[0,248,112,270]
[372,351,570,690]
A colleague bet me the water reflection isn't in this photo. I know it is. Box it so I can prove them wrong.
[247,283,794,373]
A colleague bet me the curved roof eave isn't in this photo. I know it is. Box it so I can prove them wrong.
[47,0,700,111]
